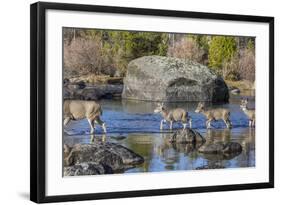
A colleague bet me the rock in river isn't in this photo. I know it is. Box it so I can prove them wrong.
[198,142,242,154]
[64,81,123,100]
[169,129,206,144]
[64,162,113,176]
[122,56,229,102]
[64,142,144,176]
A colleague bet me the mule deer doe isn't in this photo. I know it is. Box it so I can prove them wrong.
[64,100,107,134]
[240,98,255,127]
[195,102,232,129]
[154,103,192,130]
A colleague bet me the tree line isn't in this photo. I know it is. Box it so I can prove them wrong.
[64,28,255,82]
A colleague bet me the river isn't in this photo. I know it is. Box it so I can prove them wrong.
[64,94,255,173]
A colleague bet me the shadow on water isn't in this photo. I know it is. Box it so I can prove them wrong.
[63,95,255,173]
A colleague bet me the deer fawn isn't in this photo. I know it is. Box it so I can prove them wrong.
[154,103,192,130]
[64,100,107,134]
[195,102,232,129]
[240,98,255,127]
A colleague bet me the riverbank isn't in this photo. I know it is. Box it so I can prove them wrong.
[64,74,255,101]
[225,80,255,95]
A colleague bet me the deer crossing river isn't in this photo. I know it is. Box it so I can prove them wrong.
[64,95,255,172]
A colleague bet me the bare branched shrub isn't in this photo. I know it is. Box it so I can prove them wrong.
[222,55,240,81]
[239,49,255,82]
[64,37,103,77]
[221,48,255,82]
[167,38,205,63]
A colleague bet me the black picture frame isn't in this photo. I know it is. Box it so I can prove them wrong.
[30,1,274,203]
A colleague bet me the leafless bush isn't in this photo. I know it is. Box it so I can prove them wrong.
[239,49,255,82]
[64,37,103,77]
[222,48,255,82]
[222,55,240,81]
[167,38,205,64]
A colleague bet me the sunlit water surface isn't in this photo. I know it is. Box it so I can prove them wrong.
[64,94,255,172]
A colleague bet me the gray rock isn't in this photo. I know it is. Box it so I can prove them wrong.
[64,162,113,176]
[122,56,229,102]
[196,164,225,170]
[200,152,241,161]
[198,142,242,154]
[169,129,206,144]
[64,142,144,175]
[64,84,123,100]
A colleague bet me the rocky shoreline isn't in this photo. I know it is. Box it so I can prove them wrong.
[64,128,243,176]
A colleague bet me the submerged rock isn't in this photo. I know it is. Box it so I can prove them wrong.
[196,164,225,170]
[198,142,242,154]
[64,142,144,175]
[110,135,127,141]
[200,151,242,161]
[169,129,206,144]
[122,56,229,102]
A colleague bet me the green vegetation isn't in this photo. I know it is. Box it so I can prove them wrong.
[209,36,237,71]
[64,28,255,82]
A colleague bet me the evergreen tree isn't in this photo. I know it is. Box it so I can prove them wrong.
[208,36,237,71]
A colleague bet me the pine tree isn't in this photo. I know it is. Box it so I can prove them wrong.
[208,36,237,72]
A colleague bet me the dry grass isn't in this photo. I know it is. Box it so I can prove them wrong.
[225,80,255,91]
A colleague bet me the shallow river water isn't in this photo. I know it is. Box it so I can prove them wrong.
[64,94,255,173]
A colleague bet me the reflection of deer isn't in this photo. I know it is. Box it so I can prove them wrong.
[154,103,192,130]
[64,100,106,134]
[240,98,255,127]
[205,129,231,143]
[195,102,232,129]
[90,134,106,144]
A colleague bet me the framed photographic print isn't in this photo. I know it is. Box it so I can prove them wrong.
[30,1,274,203]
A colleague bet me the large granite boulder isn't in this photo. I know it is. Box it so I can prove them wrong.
[122,56,229,102]
[64,142,144,176]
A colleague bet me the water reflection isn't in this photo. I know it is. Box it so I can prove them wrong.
[64,126,255,173]
[63,96,255,173]
[118,128,254,173]
[90,134,106,144]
